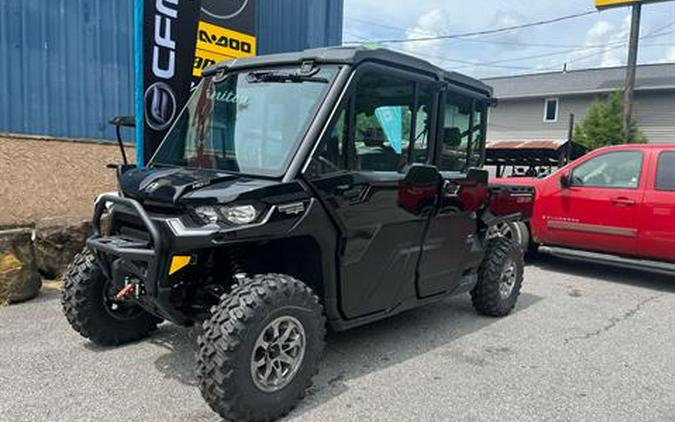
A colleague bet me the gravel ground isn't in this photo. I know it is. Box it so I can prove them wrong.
[1,255,674,422]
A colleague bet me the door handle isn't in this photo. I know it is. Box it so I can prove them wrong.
[443,180,460,196]
[611,197,636,206]
[336,184,362,200]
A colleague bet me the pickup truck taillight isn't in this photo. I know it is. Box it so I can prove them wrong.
[488,185,535,220]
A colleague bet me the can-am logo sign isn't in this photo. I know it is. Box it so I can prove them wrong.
[201,0,249,20]
[198,27,253,54]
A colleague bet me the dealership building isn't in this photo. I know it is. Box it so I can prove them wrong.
[0,0,343,142]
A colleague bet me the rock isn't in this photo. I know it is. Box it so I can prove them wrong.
[34,217,92,279]
[0,228,42,304]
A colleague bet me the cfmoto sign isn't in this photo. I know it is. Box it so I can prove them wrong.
[144,82,176,131]
[145,0,180,131]
[140,0,201,163]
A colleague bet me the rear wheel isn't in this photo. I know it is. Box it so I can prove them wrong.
[197,273,325,422]
[61,248,159,346]
[488,222,529,253]
[472,237,524,317]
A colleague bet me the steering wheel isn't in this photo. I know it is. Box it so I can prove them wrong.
[317,156,340,172]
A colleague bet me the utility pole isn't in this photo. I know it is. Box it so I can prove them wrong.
[566,113,575,164]
[623,3,642,143]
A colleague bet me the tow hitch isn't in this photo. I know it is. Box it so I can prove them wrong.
[114,277,145,301]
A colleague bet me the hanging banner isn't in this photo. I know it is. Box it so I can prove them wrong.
[136,0,257,165]
[193,0,257,80]
[140,0,201,165]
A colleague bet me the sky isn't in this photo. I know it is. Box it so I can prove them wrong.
[342,0,675,78]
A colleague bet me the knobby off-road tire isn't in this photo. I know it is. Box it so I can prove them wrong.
[471,237,524,317]
[197,274,325,422]
[61,247,159,346]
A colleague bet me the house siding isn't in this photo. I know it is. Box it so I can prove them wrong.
[487,90,675,144]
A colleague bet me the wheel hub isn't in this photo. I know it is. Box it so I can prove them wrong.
[499,260,517,299]
[250,316,306,393]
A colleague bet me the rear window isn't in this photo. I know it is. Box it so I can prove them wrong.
[655,151,675,190]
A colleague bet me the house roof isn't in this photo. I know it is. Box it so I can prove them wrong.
[483,63,675,100]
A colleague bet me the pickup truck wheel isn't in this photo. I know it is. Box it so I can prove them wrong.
[488,222,529,254]
[61,248,159,346]
[472,237,524,317]
[197,274,325,422]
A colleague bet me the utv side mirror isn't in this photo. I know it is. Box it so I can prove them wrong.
[560,172,572,189]
[403,164,441,187]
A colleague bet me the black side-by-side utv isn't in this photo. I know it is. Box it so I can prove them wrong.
[62,47,534,422]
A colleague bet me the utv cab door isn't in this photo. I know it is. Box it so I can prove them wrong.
[415,91,489,298]
[305,64,440,319]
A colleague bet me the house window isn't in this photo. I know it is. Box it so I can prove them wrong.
[543,98,559,122]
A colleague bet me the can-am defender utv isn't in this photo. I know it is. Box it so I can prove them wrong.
[62,47,534,422]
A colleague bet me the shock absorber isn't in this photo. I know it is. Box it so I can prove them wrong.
[226,247,247,285]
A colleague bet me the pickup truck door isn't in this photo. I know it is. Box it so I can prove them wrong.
[541,150,646,255]
[638,150,675,262]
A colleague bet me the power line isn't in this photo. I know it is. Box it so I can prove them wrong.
[394,23,675,72]
[384,46,539,70]
[345,17,674,49]
[343,10,598,44]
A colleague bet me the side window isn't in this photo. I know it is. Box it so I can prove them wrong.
[353,73,414,172]
[307,108,348,177]
[655,151,675,191]
[571,151,643,189]
[543,98,559,122]
[411,85,435,164]
[439,94,474,172]
[471,103,486,167]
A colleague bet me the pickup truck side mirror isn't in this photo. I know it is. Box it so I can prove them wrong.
[560,172,572,189]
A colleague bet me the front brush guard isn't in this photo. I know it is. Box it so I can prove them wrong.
[86,194,190,325]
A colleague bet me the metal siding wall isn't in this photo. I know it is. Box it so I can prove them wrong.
[0,0,342,141]
[0,0,135,141]
[257,0,343,55]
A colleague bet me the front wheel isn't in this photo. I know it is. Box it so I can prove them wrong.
[471,237,524,317]
[197,274,325,422]
[61,248,159,346]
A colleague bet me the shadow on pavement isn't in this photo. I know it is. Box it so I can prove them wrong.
[133,291,540,420]
[528,253,675,294]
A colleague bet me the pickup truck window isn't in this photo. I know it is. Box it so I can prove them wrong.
[655,151,675,191]
[570,151,643,189]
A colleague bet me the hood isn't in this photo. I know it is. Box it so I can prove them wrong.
[120,167,239,204]
[119,167,308,206]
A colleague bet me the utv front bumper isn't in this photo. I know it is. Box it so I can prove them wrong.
[87,195,220,325]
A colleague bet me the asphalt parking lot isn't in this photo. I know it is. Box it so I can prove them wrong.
[1,255,674,422]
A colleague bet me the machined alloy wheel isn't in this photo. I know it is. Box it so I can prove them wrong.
[471,237,524,317]
[488,222,530,253]
[197,273,325,422]
[498,259,518,299]
[250,316,307,393]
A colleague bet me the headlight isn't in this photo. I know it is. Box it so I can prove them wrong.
[194,205,260,225]
[221,205,258,225]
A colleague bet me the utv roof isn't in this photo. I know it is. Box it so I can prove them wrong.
[204,46,493,98]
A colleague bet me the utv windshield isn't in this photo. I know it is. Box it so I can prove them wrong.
[150,66,339,177]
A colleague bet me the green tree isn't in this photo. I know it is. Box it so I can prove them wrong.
[574,91,647,150]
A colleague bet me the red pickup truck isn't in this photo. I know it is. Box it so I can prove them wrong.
[497,144,675,273]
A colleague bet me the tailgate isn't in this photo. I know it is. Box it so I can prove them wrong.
[487,184,535,220]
